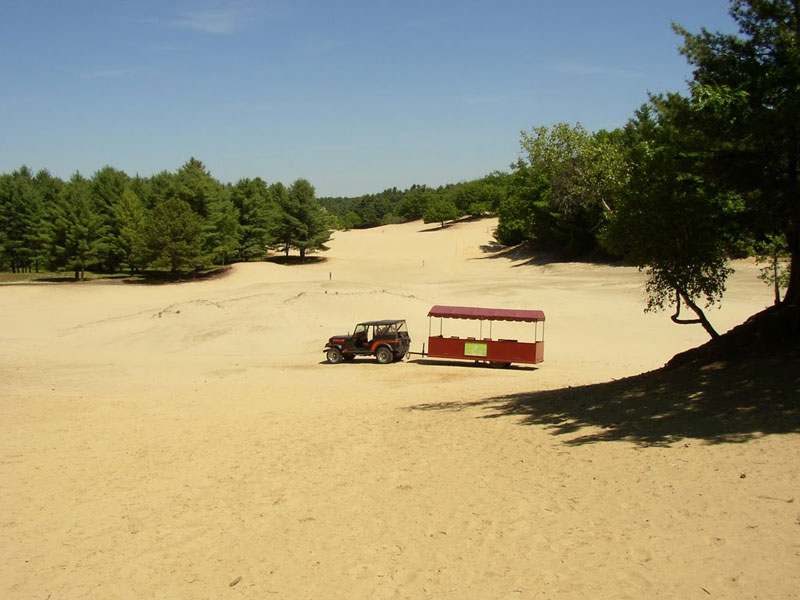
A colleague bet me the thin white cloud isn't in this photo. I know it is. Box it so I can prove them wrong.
[547,60,644,78]
[168,1,288,35]
[172,7,252,34]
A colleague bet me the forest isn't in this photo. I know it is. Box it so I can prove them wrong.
[0,159,331,278]
[1,0,798,335]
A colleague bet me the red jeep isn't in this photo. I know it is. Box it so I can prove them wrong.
[324,319,411,364]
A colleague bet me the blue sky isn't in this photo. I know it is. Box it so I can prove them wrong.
[1,0,738,197]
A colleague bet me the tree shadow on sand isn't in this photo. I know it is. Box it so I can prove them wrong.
[477,240,623,267]
[418,215,489,233]
[265,255,327,265]
[405,348,800,446]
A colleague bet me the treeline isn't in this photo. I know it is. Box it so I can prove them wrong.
[324,1,799,337]
[319,172,510,230]
[495,0,799,336]
[2,0,796,333]
[0,158,331,278]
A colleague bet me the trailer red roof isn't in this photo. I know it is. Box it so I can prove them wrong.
[428,305,545,323]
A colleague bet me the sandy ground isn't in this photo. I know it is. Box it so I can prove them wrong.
[1,218,798,599]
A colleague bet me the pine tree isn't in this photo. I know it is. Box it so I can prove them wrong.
[0,167,41,273]
[230,177,274,261]
[144,197,203,274]
[280,179,331,259]
[51,173,108,280]
[112,187,148,275]
[90,166,128,272]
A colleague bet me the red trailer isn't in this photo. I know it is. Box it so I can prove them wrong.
[423,305,545,366]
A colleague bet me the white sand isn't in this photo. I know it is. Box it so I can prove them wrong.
[2,218,797,599]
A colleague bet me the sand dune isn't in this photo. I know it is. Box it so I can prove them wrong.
[2,218,797,599]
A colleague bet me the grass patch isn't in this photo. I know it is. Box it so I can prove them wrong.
[0,271,112,284]
[0,266,231,285]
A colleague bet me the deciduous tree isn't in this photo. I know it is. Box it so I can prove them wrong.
[601,97,744,339]
[674,0,800,307]
[499,123,626,252]
[423,196,459,228]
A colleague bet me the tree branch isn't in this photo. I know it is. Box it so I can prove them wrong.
[670,287,720,339]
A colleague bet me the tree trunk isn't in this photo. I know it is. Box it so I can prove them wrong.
[772,252,781,305]
[781,229,800,308]
[671,287,720,339]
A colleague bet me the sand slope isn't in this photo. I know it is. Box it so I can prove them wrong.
[2,218,798,599]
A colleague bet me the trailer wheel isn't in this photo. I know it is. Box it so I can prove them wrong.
[326,348,344,364]
[375,347,393,364]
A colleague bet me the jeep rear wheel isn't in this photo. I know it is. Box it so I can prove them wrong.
[326,348,344,364]
[375,347,393,364]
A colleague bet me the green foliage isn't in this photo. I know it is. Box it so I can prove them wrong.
[452,180,498,217]
[143,171,175,208]
[267,180,331,258]
[286,179,331,258]
[674,0,800,306]
[352,188,402,228]
[423,196,459,227]
[172,158,220,219]
[31,169,62,271]
[205,193,241,265]
[340,211,362,229]
[91,166,129,272]
[144,197,204,274]
[0,160,340,275]
[0,167,44,272]
[380,213,404,226]
[230,177,274,260]
[754,233,791,304]
[498,123,627,253]
[600,96,744,338]
[320,175,509,229]
[267,182,295,254]
[396,185,434,221]
[50,174,108,280]
[112,188,148,275]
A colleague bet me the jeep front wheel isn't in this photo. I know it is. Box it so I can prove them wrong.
[375,347,393,364]
[326,348,344,364]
